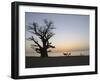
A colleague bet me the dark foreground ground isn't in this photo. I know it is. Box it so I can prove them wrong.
[25,56,89,68]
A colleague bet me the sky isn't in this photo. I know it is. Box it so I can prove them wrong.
[25,12,89,55]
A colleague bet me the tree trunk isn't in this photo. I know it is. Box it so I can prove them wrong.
[40,41,48,57]
[40,49,48,57]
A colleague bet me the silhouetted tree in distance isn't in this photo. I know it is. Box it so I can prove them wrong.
[28,19,55,57]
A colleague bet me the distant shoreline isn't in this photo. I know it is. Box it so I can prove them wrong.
[25,56,89,68]
[25,50,89,57]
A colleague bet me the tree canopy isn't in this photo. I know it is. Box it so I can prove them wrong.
[27,19,55,57]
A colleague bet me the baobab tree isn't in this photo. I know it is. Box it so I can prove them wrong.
[27,19,55,57]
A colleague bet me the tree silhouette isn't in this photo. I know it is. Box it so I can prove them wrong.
[28,19,55,57]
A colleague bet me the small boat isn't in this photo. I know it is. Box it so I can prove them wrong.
[63,52,71,56]
[63,52,68,55]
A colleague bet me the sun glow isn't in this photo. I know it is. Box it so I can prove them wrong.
[53,40,89,52]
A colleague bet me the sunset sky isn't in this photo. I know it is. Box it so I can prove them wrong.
[25,12,89,55]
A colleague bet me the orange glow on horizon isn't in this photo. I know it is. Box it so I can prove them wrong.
[53,41,89,52]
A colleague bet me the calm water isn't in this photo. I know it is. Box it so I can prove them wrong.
[26,50,89,57]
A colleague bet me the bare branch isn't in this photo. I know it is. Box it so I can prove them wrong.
[35,48,41,53]
[46,32,55,40]
[46,41,55,49]
[48,50,52,52]
[29,36,42,48]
